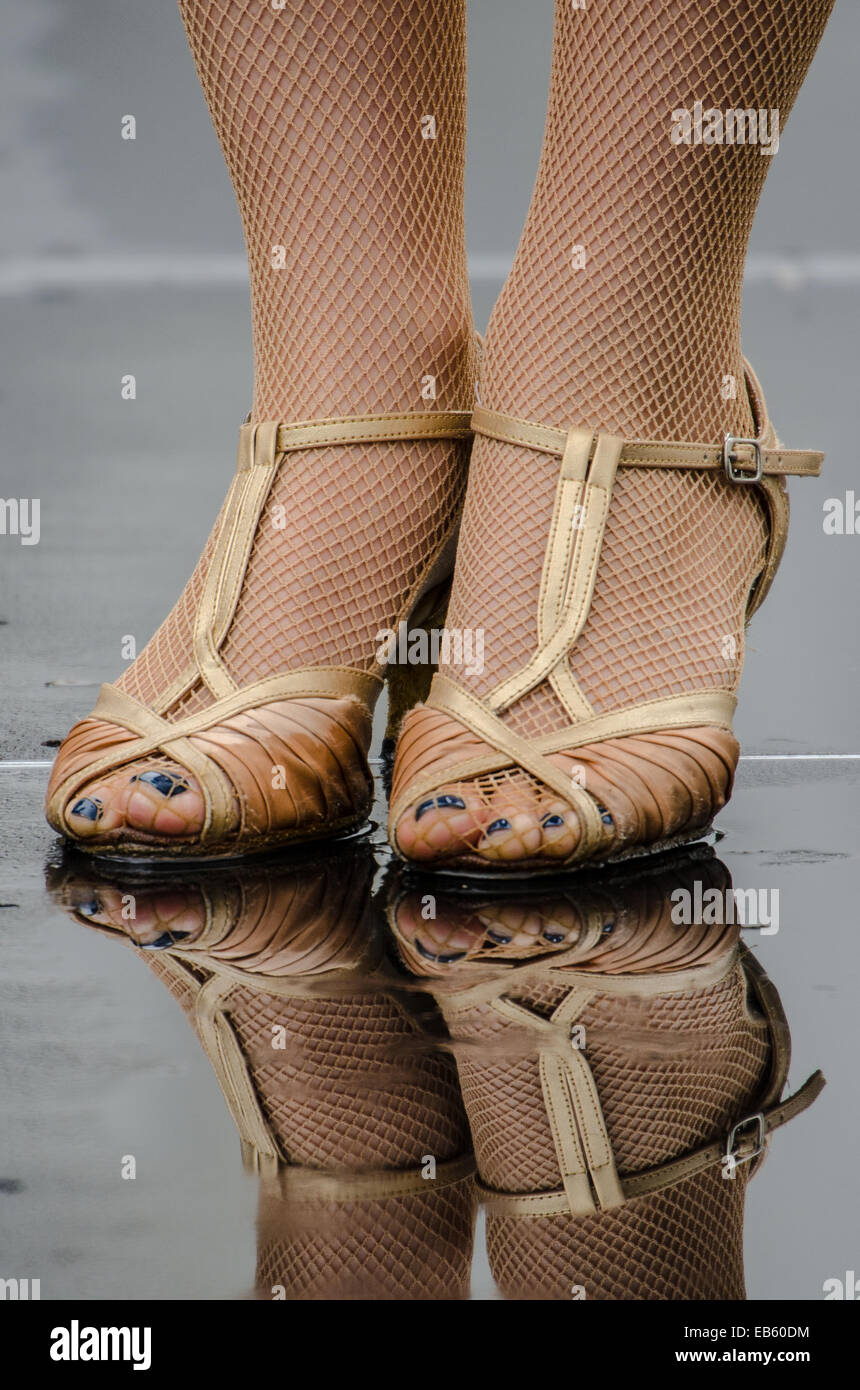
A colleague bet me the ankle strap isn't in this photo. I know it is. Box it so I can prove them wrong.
[238,410,472,469]
[477,1068,825,1217]
[471,406,822,480]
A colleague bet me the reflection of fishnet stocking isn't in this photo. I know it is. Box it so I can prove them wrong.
[144,956,475,1300]
[443,0,833,745]
[450,964,771,1300]
[117,0,473,716]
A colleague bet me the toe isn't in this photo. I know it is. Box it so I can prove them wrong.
[476,802,544,861]
[123,768,205,837]
[66,776,130,837]
[536,799,584,860]
[394,788,486,862]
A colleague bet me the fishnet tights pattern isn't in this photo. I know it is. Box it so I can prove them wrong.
[450,962,771,1300]
[117,0,473,716]
[443,0,832,749]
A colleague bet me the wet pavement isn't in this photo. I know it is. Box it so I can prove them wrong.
[1,759,856,1300]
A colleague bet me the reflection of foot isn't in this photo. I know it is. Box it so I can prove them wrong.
[389,851,825,1299]
[388,846,736,977]
[48,849,477,1299]
[57,875,207,950]
[391,369,822,874]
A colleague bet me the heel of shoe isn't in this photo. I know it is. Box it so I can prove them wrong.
[382,581,452,754]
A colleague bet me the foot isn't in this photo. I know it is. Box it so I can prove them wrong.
[47,420,472,855]
[59,879,206,947]
[391,425,766,870]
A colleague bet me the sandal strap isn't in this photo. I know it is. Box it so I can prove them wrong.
[471,409,822,479]
[196,412,471,701]
[392,368,817,840]
[48,410,473,845]
[468,950,824,1217]
[388,679,736,851]
[476,1069,825,1216]
[48,670,383,842]
[238,410,472,467]
[244,1149,476,1200]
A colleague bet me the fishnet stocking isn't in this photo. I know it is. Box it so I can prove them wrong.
[482,0,833,442]
[144,960,475,1300]
[448,962,771,1300]
[427,0,833,843]
[117,0,474,716]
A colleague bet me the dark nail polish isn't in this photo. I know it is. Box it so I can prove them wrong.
[415,938,439,962]
[597,804,614,827]
[415,795,467,823]
[543,931,565,944]
[602,921,615,934]
[139,932,177,951]
[486,817,512,834]
[436,950,467,964]
[541,813,565,829]
[70,797,103,822]
[487,928,513,945]
[131,770,189,799]
[78,899,101,918]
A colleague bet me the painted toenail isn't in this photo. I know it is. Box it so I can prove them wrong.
[543,931,565,943]
[138,930,191,951]
[596,804,614,826]
[70,797,103,822]
[541,813,565,828]
[486,818,512,834]
[415,795,467,822]
[414,939,466,965]
[132,771,189,799]
[487,928,512,944]
[77,899,101,917]
[602,921,615,934]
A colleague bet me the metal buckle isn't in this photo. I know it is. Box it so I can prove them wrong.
[726,1112,765,1167]
[723,435,763,484]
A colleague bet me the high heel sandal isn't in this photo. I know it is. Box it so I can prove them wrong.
[46,411,471,859]
[390,363,822,873]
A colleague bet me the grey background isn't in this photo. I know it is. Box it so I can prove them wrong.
[0,0,858,1305]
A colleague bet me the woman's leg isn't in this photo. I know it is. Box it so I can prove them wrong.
[395,0,834,865]
[59,0,474,842]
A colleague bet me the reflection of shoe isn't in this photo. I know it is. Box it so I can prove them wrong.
[46,410,471,861]
[391,366,823,873]
[388,851,825,1299]
[49,850,476,1299]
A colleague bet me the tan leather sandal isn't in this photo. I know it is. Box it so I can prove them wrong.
[45,410,471,859]
[390,363,822,873]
